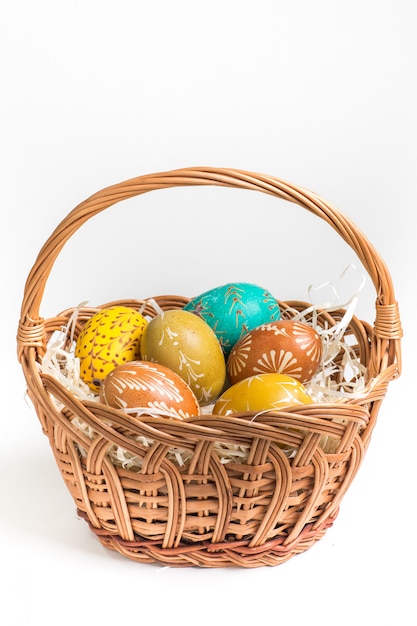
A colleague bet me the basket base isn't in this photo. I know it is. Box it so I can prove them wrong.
[77,509,338,568]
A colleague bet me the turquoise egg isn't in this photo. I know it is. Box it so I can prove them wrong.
[184,282,281,357]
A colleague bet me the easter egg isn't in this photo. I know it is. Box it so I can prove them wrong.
[213,373,312,415]
[140,309,226,405]
[227,319,322,384]
[75,306,148,392]
[183,282,281,357]
[99,361,200,420]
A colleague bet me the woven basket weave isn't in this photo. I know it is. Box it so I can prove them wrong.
[17,167,402,568]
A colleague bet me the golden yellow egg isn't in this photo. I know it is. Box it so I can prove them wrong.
[213,373,312,415]
[75,305,148,392]
[140,309,226,405]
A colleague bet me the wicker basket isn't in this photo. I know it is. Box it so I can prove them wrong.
[17,167,402,568]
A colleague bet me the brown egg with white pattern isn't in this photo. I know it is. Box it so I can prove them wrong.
[99,360,200,420]
[227,319,322,385]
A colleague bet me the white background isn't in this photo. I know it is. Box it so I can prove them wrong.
[1,1,416,624]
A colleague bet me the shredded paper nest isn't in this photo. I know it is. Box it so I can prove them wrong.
[40,265,369,469]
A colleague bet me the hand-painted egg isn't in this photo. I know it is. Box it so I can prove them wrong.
[140,309,226,405]
[213,373,312,415]
[99,361,200,420]
[183,282,281,357]
[75,306,148,392]
[227,319,322,384]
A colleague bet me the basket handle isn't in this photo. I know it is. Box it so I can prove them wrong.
[17,166,402,376]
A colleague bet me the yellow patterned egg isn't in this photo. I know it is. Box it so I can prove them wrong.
[140,309,226,405]
[75,305,148,392]
[213,373,312,415]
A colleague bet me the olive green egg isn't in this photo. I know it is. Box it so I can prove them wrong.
[140,309,226,405]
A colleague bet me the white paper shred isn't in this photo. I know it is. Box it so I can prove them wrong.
[302,264,368,403]
[40,268,369,468]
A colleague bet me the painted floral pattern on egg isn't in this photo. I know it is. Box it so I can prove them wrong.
[227,319,322,384]
[75,305,148,392]
[184,282,281,357]
[99,361,200,420]
[213,373,312,415]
